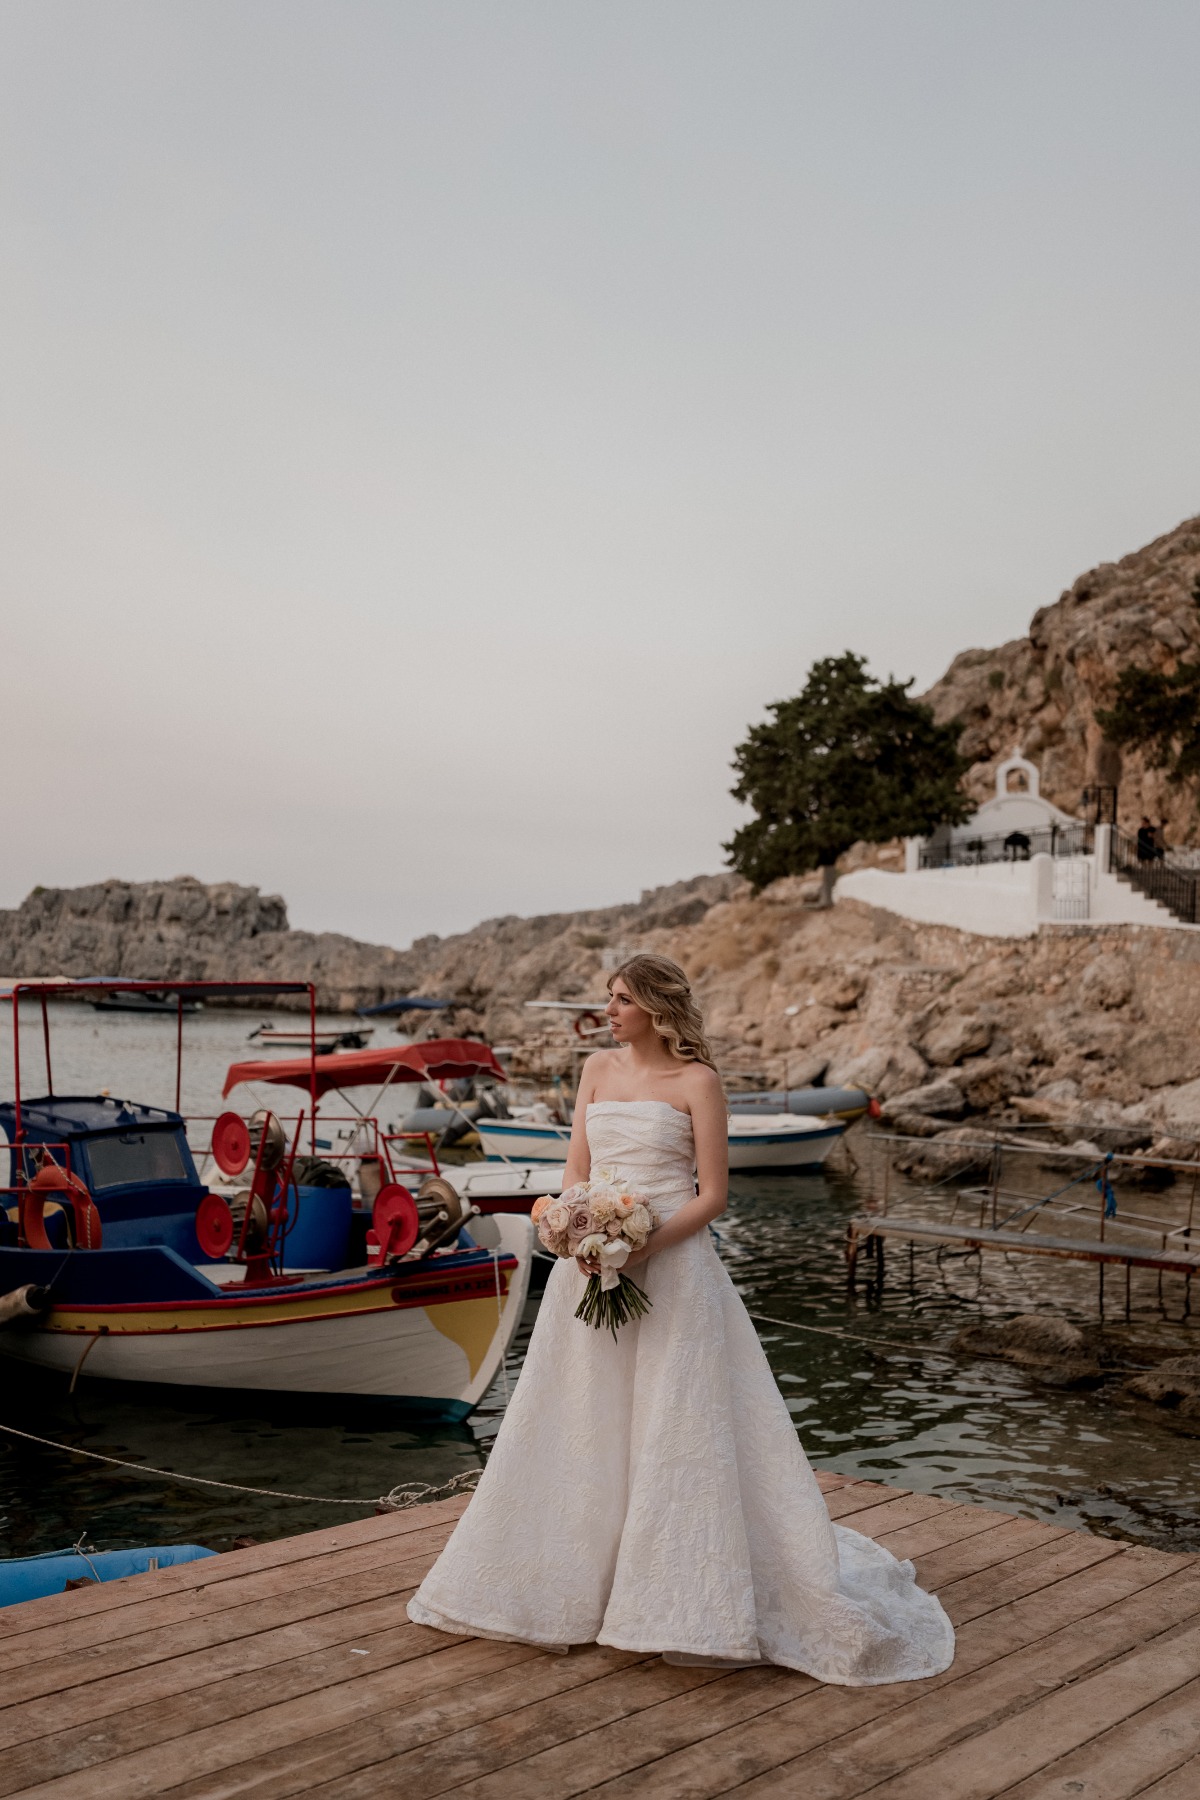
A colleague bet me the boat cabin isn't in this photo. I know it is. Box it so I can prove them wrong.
[0,1094,206,1260]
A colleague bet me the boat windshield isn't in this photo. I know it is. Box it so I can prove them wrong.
[86,1130,190,1190]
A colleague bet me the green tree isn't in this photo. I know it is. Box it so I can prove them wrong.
[1095,651,1200,788]
[726,652,971,902]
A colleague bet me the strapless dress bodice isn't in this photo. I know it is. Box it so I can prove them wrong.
[585,1101,696,1216]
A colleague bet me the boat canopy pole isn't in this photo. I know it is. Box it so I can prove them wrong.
[310,989,318,1152]
[176,995,184,1114]
[11,990,20,1144]
[40,994,52,1097]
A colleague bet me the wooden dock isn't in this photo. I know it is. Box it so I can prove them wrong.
[2,1474,1199,1798]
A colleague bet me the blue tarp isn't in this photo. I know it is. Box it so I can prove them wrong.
[355,997,455,1017]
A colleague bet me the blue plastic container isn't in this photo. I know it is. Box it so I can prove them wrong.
[281,1183,352,1270]
[0,1543,216,1608]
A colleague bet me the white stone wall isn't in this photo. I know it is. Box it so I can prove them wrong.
[837,842,1200,938]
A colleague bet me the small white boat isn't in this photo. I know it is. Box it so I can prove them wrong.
[476,1112,844,1173]
[724,1113,844,1170]
[248,1025,373,1051]
[440,1161,564,1213]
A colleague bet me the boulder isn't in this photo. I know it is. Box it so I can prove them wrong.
[1155,1078,1200,1134]
[1121,1356,1200,1417]
[958,1056,1025,1111]
[1078,953,1133,1011]
[892,1126,991,1181]
[922,1014,993,1067]
[1125,1030,1200,1091]
[882,1078,966,1120]
[954,1314,1103,1387]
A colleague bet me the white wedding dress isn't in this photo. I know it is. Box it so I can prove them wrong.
[408,1101,955,1684]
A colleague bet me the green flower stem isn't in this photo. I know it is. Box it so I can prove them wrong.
[574,1273,652,1338]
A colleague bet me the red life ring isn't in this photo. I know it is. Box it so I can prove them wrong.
[572,1010,605,1039]
[20,1166,103,1251]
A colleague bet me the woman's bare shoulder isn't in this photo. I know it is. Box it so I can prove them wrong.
[679,1062,725,1107]
[580,1049,622,1090]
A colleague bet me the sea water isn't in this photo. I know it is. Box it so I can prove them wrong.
[1,1003,1197,1557]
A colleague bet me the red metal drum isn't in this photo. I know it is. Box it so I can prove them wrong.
[368,1184,420,1265]
[195,1192,235,1259]
[211,1112,252,1176]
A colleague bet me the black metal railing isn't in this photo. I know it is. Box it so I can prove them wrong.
[1109,828,1200,925]
[919,822,1093,870]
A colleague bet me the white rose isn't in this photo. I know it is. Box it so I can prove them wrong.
[577,1233,606,1262]
[599,1238,629,1267]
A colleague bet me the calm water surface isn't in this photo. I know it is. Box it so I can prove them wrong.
[1,1004,1197,1558]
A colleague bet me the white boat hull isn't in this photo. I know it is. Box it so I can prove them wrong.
[477,1114,844,1172]
[0,1216,534,1420]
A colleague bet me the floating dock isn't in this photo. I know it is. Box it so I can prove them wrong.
[2,1474,1199,1797]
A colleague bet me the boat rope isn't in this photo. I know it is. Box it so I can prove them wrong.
[68,1531,105,1585]
[0,1421,479,1512]
[746,1312,959,1359]
[493,1249,511,1403]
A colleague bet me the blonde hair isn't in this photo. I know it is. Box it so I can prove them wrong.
[607,954,715,1068]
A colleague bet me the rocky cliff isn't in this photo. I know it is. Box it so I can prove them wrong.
[6,512,1200,1145]
[0,873,741,1020]
[922,511,1200,838]
[7,869,1199,1152]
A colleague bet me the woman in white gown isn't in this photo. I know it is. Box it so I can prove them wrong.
[409,955,955,1684]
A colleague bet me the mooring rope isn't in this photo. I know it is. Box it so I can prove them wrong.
[0,1421,480,1511]
[746,1312,959,1359]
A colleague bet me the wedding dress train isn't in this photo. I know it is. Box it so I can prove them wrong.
[408,1100,955,1684]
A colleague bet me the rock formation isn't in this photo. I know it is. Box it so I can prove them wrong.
[921,511,1200,839]
[5,511,1200,1146]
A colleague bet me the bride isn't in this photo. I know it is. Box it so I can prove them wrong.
[409,954,955,1683]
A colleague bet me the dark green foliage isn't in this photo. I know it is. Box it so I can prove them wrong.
[1096,659,1200,786]
[726,653,972,890]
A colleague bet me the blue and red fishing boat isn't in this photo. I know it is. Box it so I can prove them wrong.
[0,979,532,1420]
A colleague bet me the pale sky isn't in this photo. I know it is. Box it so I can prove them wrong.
[3,2,1198,946]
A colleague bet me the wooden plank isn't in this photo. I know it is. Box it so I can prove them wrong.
[0,1580,438,1751]
[152,1643,655,1800]
[849,1214,1200,1274]
[824,1491,951,1538]
[567,1548,1191,1800]
[334,1663,800,1800]
[0,1614,452,1797]
[726,1564,1200,1799]
[1134,1753,1200,1798]
[0,1519,457,1672]
[0,1498,469,1645]
[923,1526,1122,1618]
[1,1635,539,1800]
[823,1482,912,1520]
[298,1657,756,1800]
[814,1471,854,1493]
[871,1502,1016,1564]
[856,1614,1200,1800]
[0,1533,455,1709]
[993,1672,1200,1798]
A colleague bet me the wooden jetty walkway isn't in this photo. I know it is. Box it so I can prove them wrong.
[2,1472,1199,1799]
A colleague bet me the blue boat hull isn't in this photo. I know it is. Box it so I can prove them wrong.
[0,1543,215,1608]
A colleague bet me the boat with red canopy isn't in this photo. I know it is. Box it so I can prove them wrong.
[0,980,532,1419]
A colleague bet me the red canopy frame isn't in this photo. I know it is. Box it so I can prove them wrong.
[223,1037,507,1101]
[1,979,320,1150]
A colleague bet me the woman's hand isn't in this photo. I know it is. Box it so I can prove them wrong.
[621,1242,653,1270]
[575,1237,654,1276]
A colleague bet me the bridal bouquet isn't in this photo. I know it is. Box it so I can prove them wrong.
[532,1170,658,1337]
